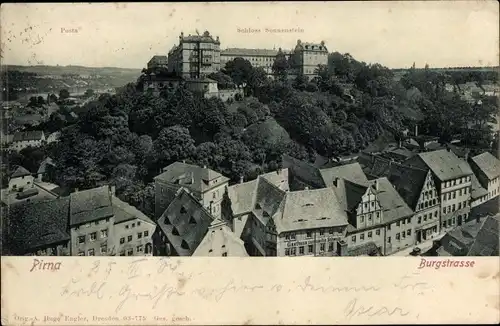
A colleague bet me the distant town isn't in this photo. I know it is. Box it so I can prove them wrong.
[1,29,499,258]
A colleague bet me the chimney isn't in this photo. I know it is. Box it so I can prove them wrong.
[398,140,402,148]
[337,240,348,256]
[74,188,79,193]
[239,175,244,184]
[109,185,116,196]
[182,160,185,163]
[415,124,418,137]
[375,179,379,191]
[333,177,339,187]
[203,165,207,169]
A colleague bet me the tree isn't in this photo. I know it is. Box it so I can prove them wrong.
[153,125,196,168]
[59,89,70,100]
[272,49,289,81]
[222,57,253,88]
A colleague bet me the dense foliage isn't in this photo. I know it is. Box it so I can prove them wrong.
[5,54,497,218]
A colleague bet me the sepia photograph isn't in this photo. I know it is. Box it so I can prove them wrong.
[0,2,499,324]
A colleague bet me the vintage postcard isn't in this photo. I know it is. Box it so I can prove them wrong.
[1,1,499,325]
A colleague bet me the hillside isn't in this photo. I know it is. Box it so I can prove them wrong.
[3,65,141,76]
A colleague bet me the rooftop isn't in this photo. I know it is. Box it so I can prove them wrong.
[273,187,348,234]
[416,149,473,181]
[470,152,500,180]
[192,218,249,257]
[155,162,230,193]
[386,163,429,210]
[2,197,70,254]
[221,48,279,57]
[69,186,114,226]
[157,188,214,256]
[11,166,31,178]
[374,177,414,224]
[112,196,155,225]
[319,162,369,187]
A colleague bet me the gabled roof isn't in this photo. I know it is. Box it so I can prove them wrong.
[273,187,348,234]
[467,214,499,256]
[253,177,286,225]
[3,198,70,254]
[155,162,229,193]
[375,177,414,223]
[414,149,473,181]
[470,173,488,199]
[386,164,429,210]
[470,152,500,180]
[69,186,114,226]
[112,196,155,225]
[333,178,368,212]
[282,154,325,189]
[13,130,44,142]
[227,179,258,216]
[37,157,55,174]
[193,219,249,257]
[148,55,168,64]
[11,166,31,178]
[319,162,369,187]
[157,188,213,256]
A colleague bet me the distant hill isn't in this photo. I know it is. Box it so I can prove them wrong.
[3,65,141,76]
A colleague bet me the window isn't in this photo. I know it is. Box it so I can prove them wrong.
[90,232,97,242]
[285,248,290,256]
[137,232,142,239]
[387,237,391,243]
[320,243,325,251]
[308,245,314,253]
[407,230,411,236]
[418,216,422,223]
[368,213,372,221]
[360,215,364,223]
[360,233,365,240]
[127,249,133,256]
[402,219,406,225]
[319,229,324,236]
[101,229,108,238]
[144,230,149,237]
[132,223,135,228]
[290,247,296,256]
[328,242,334,251]
[387,224,391,230]
[458,202,462,210]
[137,222,141,226]
[368,231,372,238]
[459,189,462,196]
[452,217,456,224]
[371,202,374,207]
[290,233,296,240]
[306,231,312,238]
[376,229,380,235]
[285,233,290,240]
[87,249,95,256]
[78,236,85,244]
[78,251,85,256]
[376,212,380,218]
[396,233,400,240]
[396,221,400,227]
[222,252,228,257]
[423,214,427,221]
[434,211,438,217]
[452,204,456,211]
[352,236,356,243]
[453,192,456,199]
[125,225,129,229]
[119,237,125,244]
[100,245,107,254]
[128,235,132,242]
[299,246,304,255]
[137,245,143,252]
[328,228,334,234]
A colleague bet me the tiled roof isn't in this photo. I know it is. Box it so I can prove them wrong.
[470,152,500,180]
[347,241,382,256]
[148,55,168,64]
[155,162,229,193]
[334,179,368,212]
[227,169,289,217]
[416,149,473,181]
[467,214,499,256]
[386,164,429,210]
[3,198,70,254]
[12,130,44,142]
[192,218,249,257]
[157,188,213,256]
[227,180,258,216]
[69,186,114,226]
[282,154,325,189]
[181,32,219,44]
[319,162,369,187]
[375,177,414,224]
[273,187,348,234]
[470,173,488,199]
[112,196,155,225]
[253,177,286,225]
[221,48,278,57]
[11,166,31,178]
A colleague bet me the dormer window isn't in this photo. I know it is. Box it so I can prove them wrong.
[181,240,189,250]
[255,203,261,210]
[189,216,196,224]
[172,227,179,236]
[180,206,187,214]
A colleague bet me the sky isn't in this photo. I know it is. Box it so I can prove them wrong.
[1,2,498,69]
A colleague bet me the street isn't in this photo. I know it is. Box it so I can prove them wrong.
[389,234,445,256]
